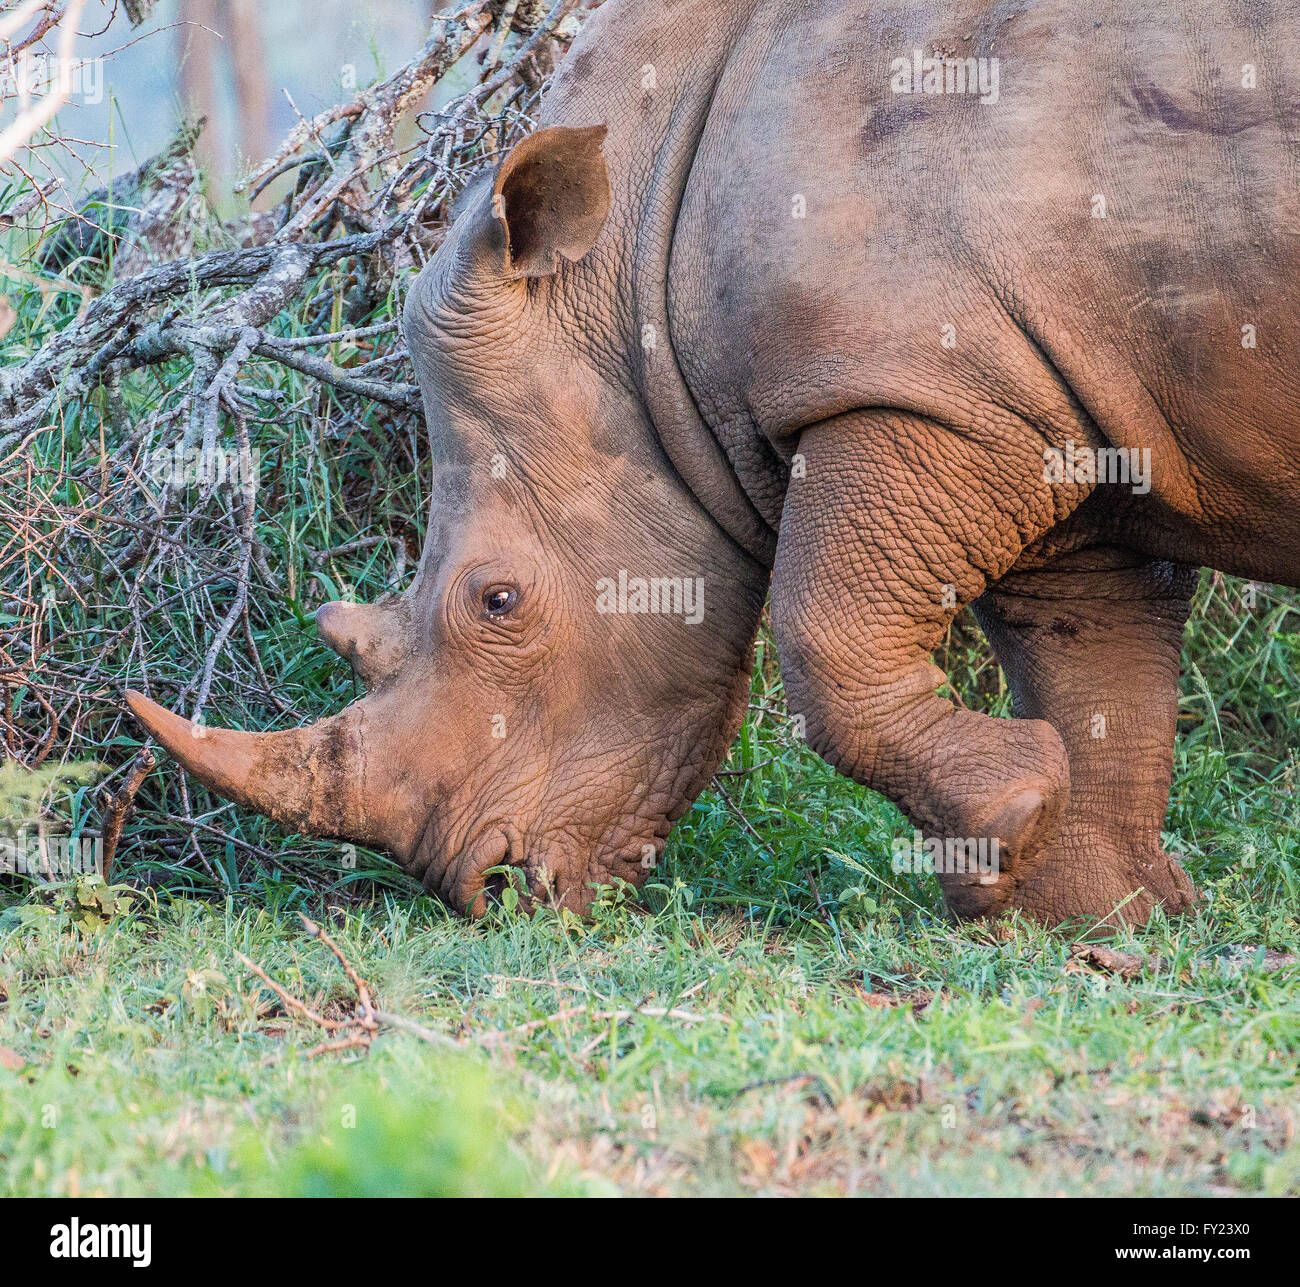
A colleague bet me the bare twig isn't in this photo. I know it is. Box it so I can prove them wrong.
[98,746,155,879]
[234,912,462,1059]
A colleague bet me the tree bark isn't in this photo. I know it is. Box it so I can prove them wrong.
[174,0,224,191]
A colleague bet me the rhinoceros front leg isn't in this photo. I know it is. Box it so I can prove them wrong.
[771,411,1074,919]
[972,552,1200,926]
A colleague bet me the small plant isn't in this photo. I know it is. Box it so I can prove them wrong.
[4,872,135,936]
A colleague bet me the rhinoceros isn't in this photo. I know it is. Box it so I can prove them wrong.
[127,0,1300,925]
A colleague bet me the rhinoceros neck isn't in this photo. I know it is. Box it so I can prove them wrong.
[628,82,779,568]
[541,0,778,568]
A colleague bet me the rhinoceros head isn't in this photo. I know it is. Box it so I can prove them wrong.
[128,126,768,915]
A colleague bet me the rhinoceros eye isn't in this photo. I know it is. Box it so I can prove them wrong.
[482,586,518,618]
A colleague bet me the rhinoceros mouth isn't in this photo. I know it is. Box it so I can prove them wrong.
[421,820,529,917]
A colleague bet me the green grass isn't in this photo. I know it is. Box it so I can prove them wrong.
[1,860,1296,1196]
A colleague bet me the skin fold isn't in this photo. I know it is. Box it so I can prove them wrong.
[130,0,1300,926]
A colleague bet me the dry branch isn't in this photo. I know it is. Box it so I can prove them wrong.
[98,746,154,879]
[235,911,723,1062]
[236,912,462,1058]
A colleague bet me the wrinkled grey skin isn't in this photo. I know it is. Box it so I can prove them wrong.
[133,0,1300,926]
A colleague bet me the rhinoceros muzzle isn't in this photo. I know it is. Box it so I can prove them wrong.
[128,678,558,918]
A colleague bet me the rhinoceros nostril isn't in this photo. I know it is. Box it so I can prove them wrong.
[473,830,520,909]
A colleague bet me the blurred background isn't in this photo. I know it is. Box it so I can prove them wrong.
[46,1,452,210]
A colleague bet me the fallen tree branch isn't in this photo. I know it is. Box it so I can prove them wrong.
[0,232,404,443]
[233,909,727,1061]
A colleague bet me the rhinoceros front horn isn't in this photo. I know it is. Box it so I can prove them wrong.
[124,690,396,852]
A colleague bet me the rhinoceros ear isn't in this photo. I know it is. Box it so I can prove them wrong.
[492,124,610,279]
